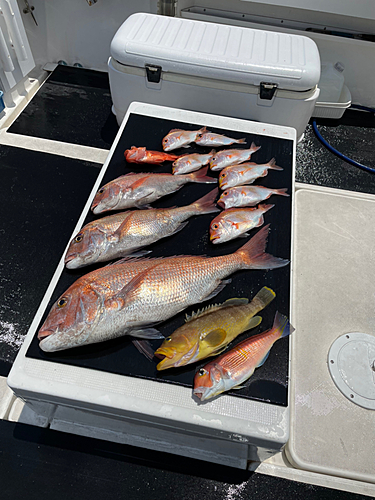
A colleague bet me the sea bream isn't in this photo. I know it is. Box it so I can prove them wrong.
[210,205,274,244]
[193,311,294,401]
[124,146,179,164]
[91,167,216,214]
[218,185,289,209]
[65,189,219,269]
[209,143,261,171]
[219,159,282,190]
[154,286,275,370]
[162,127,207,151]
[38,225,288,352]
[195,132,246,147]
[172,150,215,175]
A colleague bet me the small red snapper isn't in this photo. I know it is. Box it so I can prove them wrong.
[195,132,246,147]
[210,204,274,244]
[154,286,275,370]
[218,185,289,209]
[219,159,282,189]
[209,143,261,171]
[172,150,215,175]
[124,146,179,164]
[39,225,288,352]
[91,168,216,214]
[162,127,207,151]
[37,257,167,352]
[65,189,219,269]
[193,311,293,401]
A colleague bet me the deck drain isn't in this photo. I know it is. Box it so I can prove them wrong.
[328,332,375,410]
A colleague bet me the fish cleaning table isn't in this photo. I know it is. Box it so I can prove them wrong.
[7,102,295,468]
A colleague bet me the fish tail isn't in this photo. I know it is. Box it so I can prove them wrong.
[236,138,247,144]
[273,188,290,197]
[191,187,220,214]
[250,142,261,153]
[272,311,295,338]
[235,224,289,270]
[188,166,217,184]
[258,203,274,213]
[252,286,276,309]
[267,158,283,171]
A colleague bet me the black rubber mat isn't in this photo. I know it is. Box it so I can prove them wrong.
[0,146,101,376]
[8,65,119,149]
[26,114,293,407]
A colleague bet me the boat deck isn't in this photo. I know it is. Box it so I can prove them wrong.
[1,65,375,499]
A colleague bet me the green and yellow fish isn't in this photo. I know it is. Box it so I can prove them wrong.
[154,286,275,370]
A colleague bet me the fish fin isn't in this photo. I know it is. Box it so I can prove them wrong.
[129,177,149,189]
[181,145,191,148]
[132,339,155,360]
[235,224,289,270]
[245,315,262,331]
[191,187,219,214]
[188,166,217,184]
[222,297,249,307]
[255,215,264,228]
[236,138,247,144]
[201,328,227,348]
[185,298,248,322]
[259,203,275,213]
[169,128,183,133]
[130,328,164,340]
[202,279,232,302]
[209,149,216,155]
[111,212,137,239]
[238,232,251,238]
[109,265,162,305]
[256,350,270,368]
[267,158,283,171]
[231,385,246,390]
[273,187,289,197]
[272,311,294,338]
[252,286,276,309]
[250,142,261,153]
[168,220,190,237]
[197,126,208,137]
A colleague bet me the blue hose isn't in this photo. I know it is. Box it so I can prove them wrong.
[312,104,375,174]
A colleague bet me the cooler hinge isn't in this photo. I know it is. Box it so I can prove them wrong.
[145,64,162,83]
[259,82,278,100]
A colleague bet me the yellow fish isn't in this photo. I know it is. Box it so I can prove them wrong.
[154,286,275,370]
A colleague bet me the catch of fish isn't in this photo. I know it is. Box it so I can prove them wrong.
[38,122,292,403]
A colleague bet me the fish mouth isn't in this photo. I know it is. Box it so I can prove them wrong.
[217,200,226,209]
[37,328,56,340]
[209,235,220,244]
[154,348,178,371]
[64,253,79,269]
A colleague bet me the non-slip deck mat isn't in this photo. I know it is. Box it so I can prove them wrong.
[0,146,101,376]
[8,65,119,149]
[26,113,293,407]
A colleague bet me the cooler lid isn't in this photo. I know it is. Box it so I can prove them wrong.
[110,13,320,92]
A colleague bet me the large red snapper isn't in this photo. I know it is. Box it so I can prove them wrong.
[39,225,288,352]
[193,311,293,401]
[65,189,219,269]
[91,168,216,214]
[38,257,166,352]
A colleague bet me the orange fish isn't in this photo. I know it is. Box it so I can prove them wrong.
[124,146,179,164]
[193,311,293,401]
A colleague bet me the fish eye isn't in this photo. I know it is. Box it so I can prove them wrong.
[198,368,207,376]
[165,337,172,342]
[221,173,226,178]
[57,297,68,308]
[98,188,104,194]
[211,157,216,161]
[212,223,219,230]
[223,191,228,196]
[74,234,83,243]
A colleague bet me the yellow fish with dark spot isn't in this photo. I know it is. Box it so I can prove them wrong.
[154,286,275,370]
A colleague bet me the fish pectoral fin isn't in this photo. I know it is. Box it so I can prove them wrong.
[132,339,155,360]
[245,315,262,331]
[168,220,189,237]
[130,328,164,340]
[202,328,227,348]
[231,385,246,390]
[256,350,270,368]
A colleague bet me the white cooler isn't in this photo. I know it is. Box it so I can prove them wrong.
[108,13,321,140]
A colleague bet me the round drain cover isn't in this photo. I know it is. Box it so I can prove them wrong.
[328,332,375,410]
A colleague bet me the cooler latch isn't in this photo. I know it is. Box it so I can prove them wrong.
[259,82,278,100]
[145,64,162,83]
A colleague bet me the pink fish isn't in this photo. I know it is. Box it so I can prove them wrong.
[193,311,293,401]
[209,143,261,171]
[195,132,247,147]
[210,205,274,244]
[172,150,215,175]
[219,159,282,190]
[91,168,216,214]
[162,127,207,151]
[218,185,289,209]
